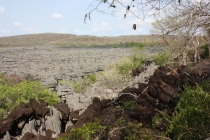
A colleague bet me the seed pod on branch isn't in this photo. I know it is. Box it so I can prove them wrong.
[178,0,181,5]
[89,13,91,21]
[84,14,87,24]
[127,6,130,11]
[132,24,136,30]
[110,5,116,8]
[84,13,91,24]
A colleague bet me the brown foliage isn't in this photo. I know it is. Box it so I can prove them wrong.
[0,73,22,86]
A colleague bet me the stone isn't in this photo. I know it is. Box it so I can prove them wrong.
[45,107,62,135]
[21,119,38,136]
[54,103,70,121]
[0,102,34,137]
[66,93,92,114]
[2,131,10,140]
[65,121,73,132]
[42,77,57,88]
[29,98,50,118]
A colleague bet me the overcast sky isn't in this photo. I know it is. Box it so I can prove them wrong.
[0,0,155,37]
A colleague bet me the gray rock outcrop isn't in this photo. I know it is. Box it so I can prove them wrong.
[66,93,92,115]
[45,107,62,135]
[0,46,131,88]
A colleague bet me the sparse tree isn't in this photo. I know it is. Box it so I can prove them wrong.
[86,0,210,65]
[85,0,182,20]
[84,0,180,28]
[152,0,210,64]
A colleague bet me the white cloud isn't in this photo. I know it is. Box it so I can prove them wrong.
[92,22,114,32]
[13,22,22,26]
[74,29,86,34]
[0,6,5,15]
[116,18,153,35]
[117,18,154,30]
[21,26,39,32]
[115,8,127,19]
[101,22,109,26]
[59,28,68,33]
[74,22,114,35]
[12,22,39,33]
[51,13,63,18]
[134,18,155,24]
[0,29,10,33]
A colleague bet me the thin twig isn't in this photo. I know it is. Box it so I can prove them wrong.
[138,86,148,98]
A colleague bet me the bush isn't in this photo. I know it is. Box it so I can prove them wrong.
[116,56,144,75]
[165,81,210,139]
[71,73,97,93]
[0,77,60,118]
[58,119,106,140]
[125,42,145,48]
[0,73,22,86]
[153,51,171,66]
[199,44,209,59]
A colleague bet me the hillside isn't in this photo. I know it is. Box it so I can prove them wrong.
[0,33,162,47]
[0,32,210,139]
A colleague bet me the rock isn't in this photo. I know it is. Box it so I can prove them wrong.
[29,98,50,118]
[65,121,73,131]
[0,102,34,137]
[57,82,74,102]
[128,62,159,87]
[0,46,131,92]
[2,131,10,140]
[84,83,119,100]
[39,99,48,107]
[105,89,113,94]
[66,93,92,114]
[21,119,38,136]
[54,103,70,121]
[73,97,102,128]
[45,107,62,135]
[21,131,56,140]
[46,129,58,139]
[206,136,210,140]
[69,110,80,124]
[41,77,57,88]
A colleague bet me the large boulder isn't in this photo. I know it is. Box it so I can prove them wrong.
[45,107,62,135]
[66,93,92,115]
[0,102,34,137]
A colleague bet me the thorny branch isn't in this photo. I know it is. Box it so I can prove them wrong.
[84,0,178,28]
[107,86,148,105]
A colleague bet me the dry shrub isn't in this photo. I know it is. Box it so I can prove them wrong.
[97,58,132,90]
[0,73,22,86]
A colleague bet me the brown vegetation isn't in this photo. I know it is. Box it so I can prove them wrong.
[0,33,163,47]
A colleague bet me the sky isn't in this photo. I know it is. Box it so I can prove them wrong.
[0,0,155,37]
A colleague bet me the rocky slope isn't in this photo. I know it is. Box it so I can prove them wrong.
[2,43,210,139]
[0,46,131,89]
[1,58,210,140]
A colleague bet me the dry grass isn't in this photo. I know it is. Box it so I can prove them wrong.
[0,33,76,47]
[0,33,164,47]
[97,59,132,90]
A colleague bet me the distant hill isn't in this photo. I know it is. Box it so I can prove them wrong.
[0,33,161,47]
[0,33,76,47]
